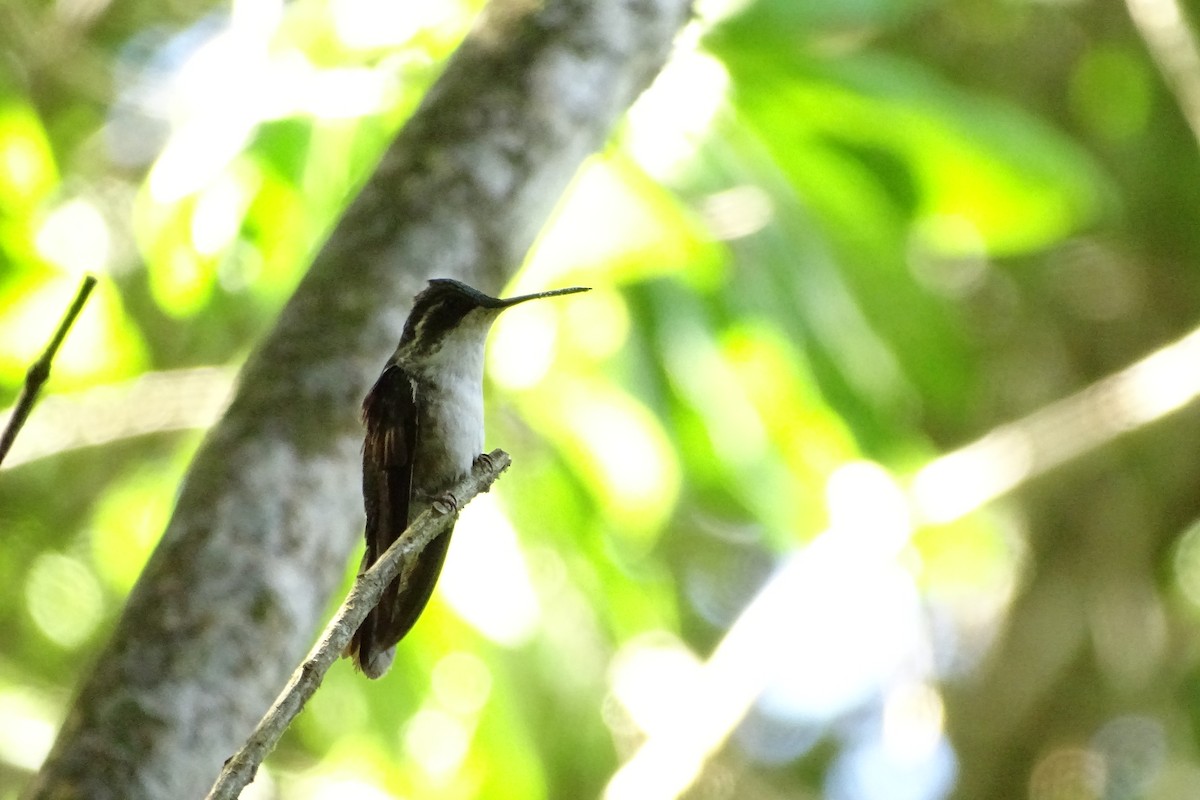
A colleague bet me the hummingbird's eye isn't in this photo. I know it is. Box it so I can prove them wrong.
[400,292,477,353]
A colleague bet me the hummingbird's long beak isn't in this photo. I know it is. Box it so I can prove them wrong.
[496,286,591,308]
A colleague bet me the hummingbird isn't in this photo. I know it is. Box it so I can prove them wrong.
[347,277,590,678]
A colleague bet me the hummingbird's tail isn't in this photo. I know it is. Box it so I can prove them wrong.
[345,636,395,680]
[345,526,454,678]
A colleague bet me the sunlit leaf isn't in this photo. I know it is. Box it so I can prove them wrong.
[89,457,190,594]
[0,98,57,213]
[716,50,1111,255]
[526,154,723,286]
[25,552,104,648]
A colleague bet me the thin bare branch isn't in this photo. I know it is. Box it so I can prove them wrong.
[0,274,97,467]
[206,449,511,800]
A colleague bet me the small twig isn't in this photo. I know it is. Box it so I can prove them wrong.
[0,274,98,467]
[205,449,512,800]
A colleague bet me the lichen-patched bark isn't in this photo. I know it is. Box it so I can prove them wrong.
[24,1,692,798]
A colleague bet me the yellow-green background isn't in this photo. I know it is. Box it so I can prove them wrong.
[3,0,1199,798]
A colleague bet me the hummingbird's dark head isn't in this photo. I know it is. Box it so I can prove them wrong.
[395,278,589,368]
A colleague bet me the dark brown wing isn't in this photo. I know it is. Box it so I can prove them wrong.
[349,363,419,678]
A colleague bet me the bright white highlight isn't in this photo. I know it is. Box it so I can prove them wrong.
[826,461,912,555]
[700,185,774,241]
[605,318,1200,800]
[625,46,729,179]
[331,0,461,49]
[191,170,251,256]
[606,464,921,800]
[882,682,946,763]
[560,382,678,521]
[490,303,561,390]
[0,688,57,771]
[404,707,472,779]
[35,198,111,275]
[912,324,1200,523]
[440,494,541,646]
[298,773,393,800]
[145,0,396,203]
[610,636,704,737]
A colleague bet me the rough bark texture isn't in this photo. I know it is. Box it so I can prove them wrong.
[24,1,691,798]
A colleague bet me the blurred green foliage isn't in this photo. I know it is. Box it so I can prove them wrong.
[4,0,1200,798]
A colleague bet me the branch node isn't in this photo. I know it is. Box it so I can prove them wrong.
[0,274,98,467]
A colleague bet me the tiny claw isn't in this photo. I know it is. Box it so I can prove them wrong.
[474,452,496,472]
[432,492,459,515]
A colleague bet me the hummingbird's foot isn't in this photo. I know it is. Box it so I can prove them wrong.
[473,452,496,473]
[431,491,459,515]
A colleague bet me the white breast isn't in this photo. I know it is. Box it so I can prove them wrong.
[406,314,491,495]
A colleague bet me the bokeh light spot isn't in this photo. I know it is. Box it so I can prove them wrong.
[609,634,704,736]
[298,771,392,800]
[625,47,728,179]
[1172,519,1200,609]
[331,0,463,49]
[1070,45,1152,142]
[25,553,104,648]
[0,102,57,203]
[490,301,562,390]
[882,683,945,763]
[191,168,254,256]
[1029,747,1106,800]
[35,197,111,275]
[90,465,176,593]
[404,707,471,780]
[561,383,679,526]
[1091,715,1166,798]
[0,687,58,771]
[432,651,493,717]
[826,461,911,553]
[561,288,629,361]
[441,494,541,646]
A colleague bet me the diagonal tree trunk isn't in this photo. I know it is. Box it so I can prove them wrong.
[24,1,692,797]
